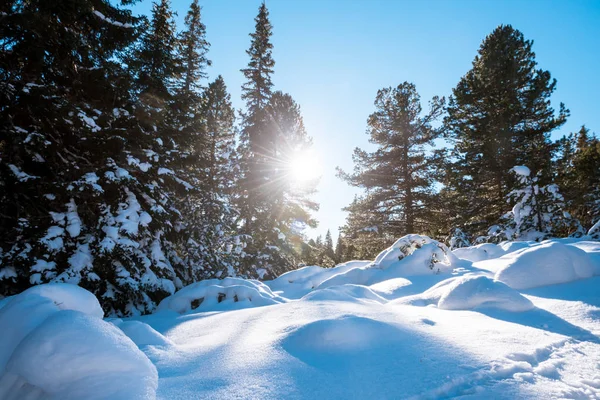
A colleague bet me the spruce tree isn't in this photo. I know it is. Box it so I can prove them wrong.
[442,25,568,235]
[334,232,345,264]
[555,126,600,231]
[338,82,444,240]
[323,229,335,264]
[0,0,185,315]
[238,2,275,233]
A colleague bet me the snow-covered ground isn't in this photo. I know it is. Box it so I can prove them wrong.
[1,235,599,399]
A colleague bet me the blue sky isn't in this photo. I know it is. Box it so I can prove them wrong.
[133,0,600,241]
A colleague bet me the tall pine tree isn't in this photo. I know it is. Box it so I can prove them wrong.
[442,25,568,236]
[339,82,444,244]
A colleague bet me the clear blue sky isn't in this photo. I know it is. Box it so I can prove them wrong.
[132,0,600,241]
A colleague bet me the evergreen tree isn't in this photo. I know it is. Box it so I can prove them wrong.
[500,166,581,241]
[178,0,210,96]
[185,76,243,279]
[340,196,392,260]
[0,0,185,315]
[334,232,345,264]
[236,4,318,279]
[323,229,335,265]
[238,2,275,233]
[300,239,318,266]
[447,228,471,250]
[442,25,568,236]
[338,82,444,240]
[555,126,600,231]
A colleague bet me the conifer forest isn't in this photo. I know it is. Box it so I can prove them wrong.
[1,2,600,398]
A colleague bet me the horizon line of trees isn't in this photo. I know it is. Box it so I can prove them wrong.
[333,24,600,261]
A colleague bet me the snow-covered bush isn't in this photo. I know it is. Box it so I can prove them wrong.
[370,234,459,273]
[589,219,600,240]
[447,228,471,250]
[499,166,582,241]
[157,277,287,314]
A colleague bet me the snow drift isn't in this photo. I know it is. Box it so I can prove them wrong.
[397,275,535,312]
[157,277,287,314]
[476,242,595,289]
[0,284,157,400]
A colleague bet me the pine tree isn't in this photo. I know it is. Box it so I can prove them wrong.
[447,228,471,250]
[236,4,318,279]
[555,126,600,231]
[323,229,335,264]
[184,76,242,279]
[442,25,568,235]
[338,82,444,240]
[0,0,186,315]
[238,2,276,233]
[340,196,393,260]
[334,232,345,264]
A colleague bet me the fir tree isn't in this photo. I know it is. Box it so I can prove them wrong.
[338,82,444,240]
[323,229,335,265]
[555,126,600,231]
[442,25,568,235]
[238,2,276,232]
[334,232,345,264]
[0,0,185,315]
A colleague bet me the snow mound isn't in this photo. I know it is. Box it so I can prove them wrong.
[371,234,459,271]
[0,284,157,399]
[281,316,401,357]
[0,311,157,400]
[491,242,595,290]
[301,284,386,304]
[396,275,534,312]
[316,235,459,290]
[368,277,413,297]
[0,283,104,371]
[498,241,538,254]
[157,277,287,314]
[267,261,370,299]
[453,243,506,262]
[113,320,174,348]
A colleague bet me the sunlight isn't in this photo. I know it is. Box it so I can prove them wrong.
[289,150,321,183]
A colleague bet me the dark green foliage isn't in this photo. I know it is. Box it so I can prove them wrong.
[555,126,600,231]
[338,82,443,253]
[441,25,568,236]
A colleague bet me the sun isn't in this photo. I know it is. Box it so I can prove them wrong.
[288,149,321,183]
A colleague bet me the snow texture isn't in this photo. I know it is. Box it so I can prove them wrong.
[476,241,595,289]
[0,284,157,400]
[157,277,287,314]
[3,236,600,399]
[398,275,535,312]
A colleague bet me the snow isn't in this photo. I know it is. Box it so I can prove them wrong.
[475,241,595,289]
[0,311,157,400]
[512,165,531,177]
[0,284,157,400]
[8,164,38,182]
[157,277,287,314]
[398,275,535,312]
[2,235,600,399]
[65,199,82,237]
[453,242,506,262]
[92,10,133,29]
